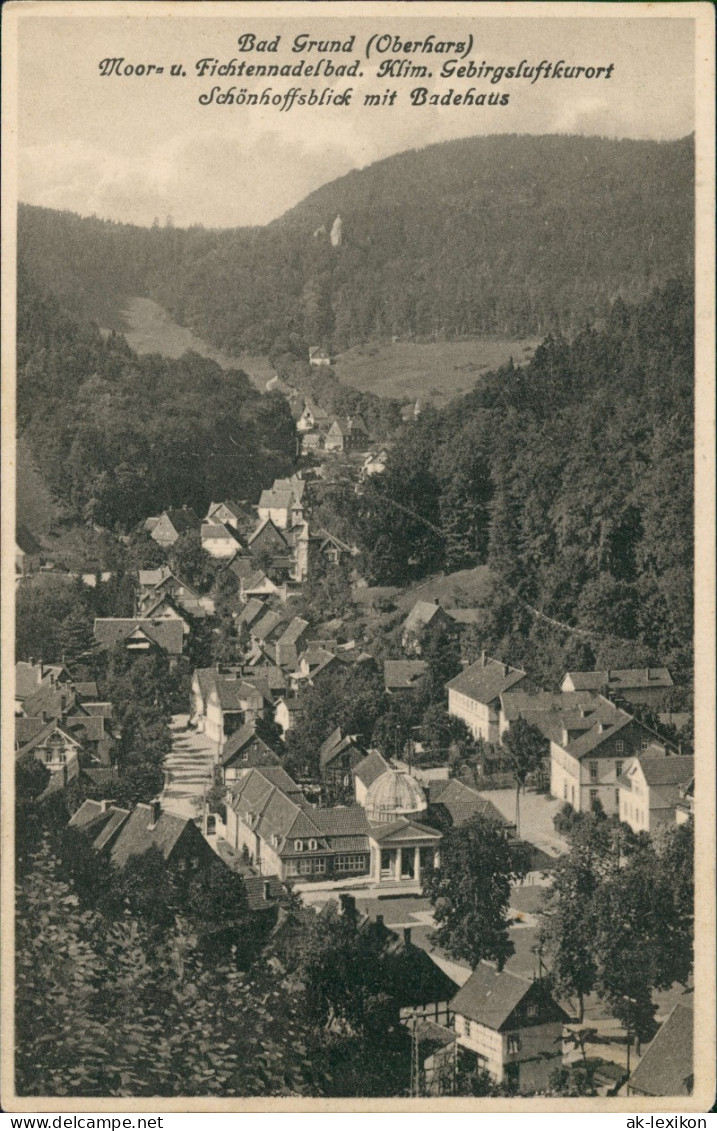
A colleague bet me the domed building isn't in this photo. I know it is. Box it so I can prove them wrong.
[364,769,427,824]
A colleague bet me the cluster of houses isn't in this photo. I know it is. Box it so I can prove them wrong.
[444,651,691,835]
[14,658,116,795]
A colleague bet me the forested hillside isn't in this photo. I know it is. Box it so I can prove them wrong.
[16,268,295,531]
[18,133,693,355]
[337,280,694,689]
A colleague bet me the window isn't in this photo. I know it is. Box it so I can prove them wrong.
[615,789,620,808]
[507,1035,521,1055]
[563,782,568,801]
[461,1017,470,1037]
[308,839,318,851]
[242,750,249,761]
[335,854,367,873]
[294,840,304,852]
[286,860,299,876]
[589,761,599,782]
[527,1003,538,1019]
[315,857,326,874]
[615,760,623,778]
[590,789,599,809]
[298,858,312,875]
[641,737,650,751]
[616,739,624,755]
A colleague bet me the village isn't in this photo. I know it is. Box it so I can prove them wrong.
[14,360,694,1100]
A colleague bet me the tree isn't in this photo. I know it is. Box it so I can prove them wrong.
[423,814,528,970]
[501,717,547,837]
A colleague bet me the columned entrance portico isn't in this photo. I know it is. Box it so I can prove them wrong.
[370,818,442,885]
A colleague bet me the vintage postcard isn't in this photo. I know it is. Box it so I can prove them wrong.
[1,0,714,1114]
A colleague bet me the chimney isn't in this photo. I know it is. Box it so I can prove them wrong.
[376,914,384,927]
[645,668,651,682]
[100,798,115,813]
[562,727,570,747]
[149,799,161,826]
[339,893,356,917]
[263,880,271,902]
[41,711,48,724]
[403,927,412,947]
[480,650,486,668]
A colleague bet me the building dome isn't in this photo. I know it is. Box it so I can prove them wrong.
[364,770,427,824]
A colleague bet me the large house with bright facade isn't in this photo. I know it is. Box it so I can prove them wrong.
[225,762,441,890]
[446,655,527,743]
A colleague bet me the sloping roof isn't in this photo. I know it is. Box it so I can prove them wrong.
[15,716,48,746]
[628,1001,693,1096]
[564,713,634,760]
[201,522,241,542]
[93,618,184,655]
[22,684,81,719]
[108,803,195,869]
[429,779,511,830]
[258,488,293,512]
[369,817,442,843]
[384,660,428,690]
[242,874,288,912]
[500,689,597,722]
[446,657,526,704]
[450,964,536,1031]
[16,524,43,555]
[138,567,172,587]
[82,702,113,718]
[403,601,448,635]
[16,720,82,758]
[162,507,201,534]
[385,931,458,1007]
[276,617,309,648]
[212,678,264,712]
[638,754,694,787]
[238,598,266,627]
[318,728,365,769]
[354,749,391,788]
[73,682,100,700]
[564,668,673,692]
[14,661,70,701]
[309,807,372,836]
[252,610,287,643]
[220,722,281,768]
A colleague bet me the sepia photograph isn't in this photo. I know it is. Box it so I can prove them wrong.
[1,0,714,1112]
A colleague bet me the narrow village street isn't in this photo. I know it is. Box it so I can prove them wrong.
[161,714,215,821]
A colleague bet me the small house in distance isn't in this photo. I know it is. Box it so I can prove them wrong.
[149,506,201,548]
[446,655,528,743]
[402,601,455,654]
[561,667,673,709]
[617,750,694,834]
[450,963,569,1093]
[15,525,43,576]
[309,346,333,367]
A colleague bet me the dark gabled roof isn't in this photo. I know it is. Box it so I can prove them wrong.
[309,807,372,837]
[369,818,442,844]
[15,661,71,700]
[386,932,459,1007]
[16,524,43,555]
[354,749,391,788]
[429,779,511,830]
[637,754,694,787]
[201,522,241,543]
[93,618,184,655]
[138,567,172,587]
[384,660,428,690]
[450,963,569,1031]
[238,597,266,626]
[252,610,287,643]
[82,702,113,718]
[212,677,265,712]
[162,506,201,534]
[16,719,81,758]
[564,667,673,692]
[276,617,309,648]
[73,682,99,700]
[220,722,281,768]
[446,657,527,704]
[22,684,82,719]
[242,874,288,912]
[14,716,47,746]
[107,803,197,869]
[628,1001,693,1096]
[403,601,450,635]
[500,689,596,722]
[193,667,220,701]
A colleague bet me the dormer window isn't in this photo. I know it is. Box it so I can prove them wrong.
[308,839,317,851]
[294,839,304,852]
[527,1003,538,1019]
